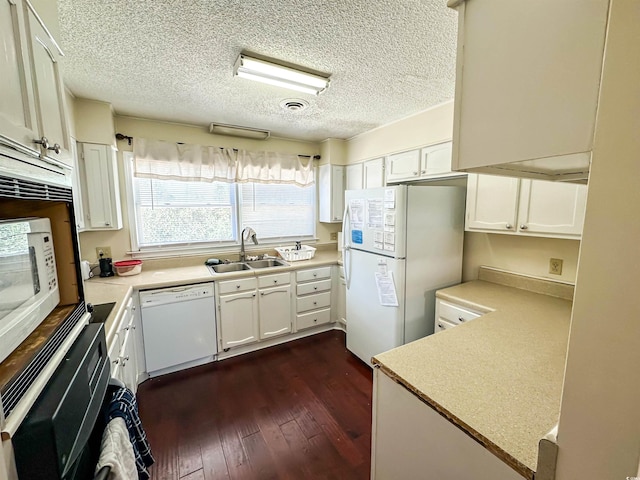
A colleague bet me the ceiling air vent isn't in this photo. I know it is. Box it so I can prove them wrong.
[280,99,309,112]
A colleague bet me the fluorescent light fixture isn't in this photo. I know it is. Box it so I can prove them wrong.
[209,123,270,140]
[234,54,330,95]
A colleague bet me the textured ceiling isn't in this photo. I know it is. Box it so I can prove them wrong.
[57,0,458,142]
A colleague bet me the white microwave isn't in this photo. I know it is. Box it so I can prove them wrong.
[0,217,60,363]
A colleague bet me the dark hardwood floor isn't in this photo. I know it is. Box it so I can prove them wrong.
[137,330,373,480]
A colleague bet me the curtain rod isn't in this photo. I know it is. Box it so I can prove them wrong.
[115,133,320,160]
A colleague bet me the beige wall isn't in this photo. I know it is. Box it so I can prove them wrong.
[74,99,116,146]
[78,115,338,262]
[556,0,640,477]
[346,101,455,163]
[462,233,580,283]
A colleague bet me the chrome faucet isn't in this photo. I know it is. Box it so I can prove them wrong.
[240,227,258,262]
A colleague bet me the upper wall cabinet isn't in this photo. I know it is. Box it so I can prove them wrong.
[318,164,344,223]
[79,142,123,230]
[345,163,363,191]
[466,174,587,239]
[449,0,609,182]
[0,0,71,166]
[386,142,460,184]
[363,157,385,189]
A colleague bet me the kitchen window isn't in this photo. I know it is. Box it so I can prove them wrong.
[124,152,316,255]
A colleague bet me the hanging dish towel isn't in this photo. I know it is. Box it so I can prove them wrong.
[95,417,137,479]
[106,387,155,480]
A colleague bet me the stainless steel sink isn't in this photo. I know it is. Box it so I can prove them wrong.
[209,262,251,274]
[246,259,289,269]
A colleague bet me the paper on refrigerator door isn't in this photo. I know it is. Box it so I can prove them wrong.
[384,188,395,209]
[384,212,395,232]
[375,271,399,307]
[373,230,384,250]
[349,199,364,230]
[367,199,383,228]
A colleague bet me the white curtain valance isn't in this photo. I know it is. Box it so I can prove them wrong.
[132,138,314,186]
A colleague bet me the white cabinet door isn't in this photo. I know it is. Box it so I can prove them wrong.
[517,179,587,236]
[0,0,40,155]
[386,150,420,183]
[219,290,259,349]
[70,138,85,231]
[421,141,453,177]
[25,3,71,165]
[258,285,292,339]
[318,163,344,223]
[450,0,608,175]
[81,142,123,230]
[466,174,519,232]
[345,163,363,191]
[363,157,385,189]
[338,275,346,325]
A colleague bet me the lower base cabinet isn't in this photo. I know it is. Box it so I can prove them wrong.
[372,369,524,479]
[218,279,259,350]
[295,266,333,330]
[108,296,139,393]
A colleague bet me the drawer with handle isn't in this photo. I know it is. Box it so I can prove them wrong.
[296,291,331,313]
[297,279,331,296]
[296,267,331,283]
[218,277,257,294]
[258,272,290,288]
[296,308,331,330]
[434,317,457,333]
[436,299,483,326]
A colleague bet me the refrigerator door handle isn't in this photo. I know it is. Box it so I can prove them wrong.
[342,203,352,289]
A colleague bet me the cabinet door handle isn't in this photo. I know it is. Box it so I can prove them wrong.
[520,224,528,230]
[421,170,426,174]
[33,136,50,149]
[505,224,513,229]
[314,286,318,290]
[47,143,61,154]
[437,323,443,329]
[236,285,241,289]
[458,317,465,323]
[313,273,317,277]
[261,290,287,296]
[313,301,317,305]
[273,280,278,284]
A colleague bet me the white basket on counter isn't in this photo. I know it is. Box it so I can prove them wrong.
[275,245,316,262]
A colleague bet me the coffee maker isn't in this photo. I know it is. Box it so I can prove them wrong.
[98,256,114,277]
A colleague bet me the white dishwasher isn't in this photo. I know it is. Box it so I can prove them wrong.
[140,282,217,376]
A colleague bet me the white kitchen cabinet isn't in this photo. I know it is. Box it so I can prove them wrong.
[386,149,421,183]
[79,142,123,230]
[318,163,345,223]
[295,266,332,331]
[517,179,587,237]
[465,174,520,232]
[0,0,40,157]
[70,138,85,231]
[107,295,139,393]
[337,265,346,326]
[218,283,259,350]
[258,272,292,339]
[363,157,385,189]
[386,142,458,184]
[25,2,71,166]
[372,369,524,479]
[345,163,363,191]
[434,298,482,333]
[449,0,608,181]
[466,174,587,239]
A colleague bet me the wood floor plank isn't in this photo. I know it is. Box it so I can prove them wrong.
[137,330,372,480]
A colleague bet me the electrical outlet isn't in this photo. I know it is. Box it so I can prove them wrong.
[549,258,563,275]
[330,232,338,241]
[96,246,112,259]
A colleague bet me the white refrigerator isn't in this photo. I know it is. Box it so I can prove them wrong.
[343,185,465,365]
